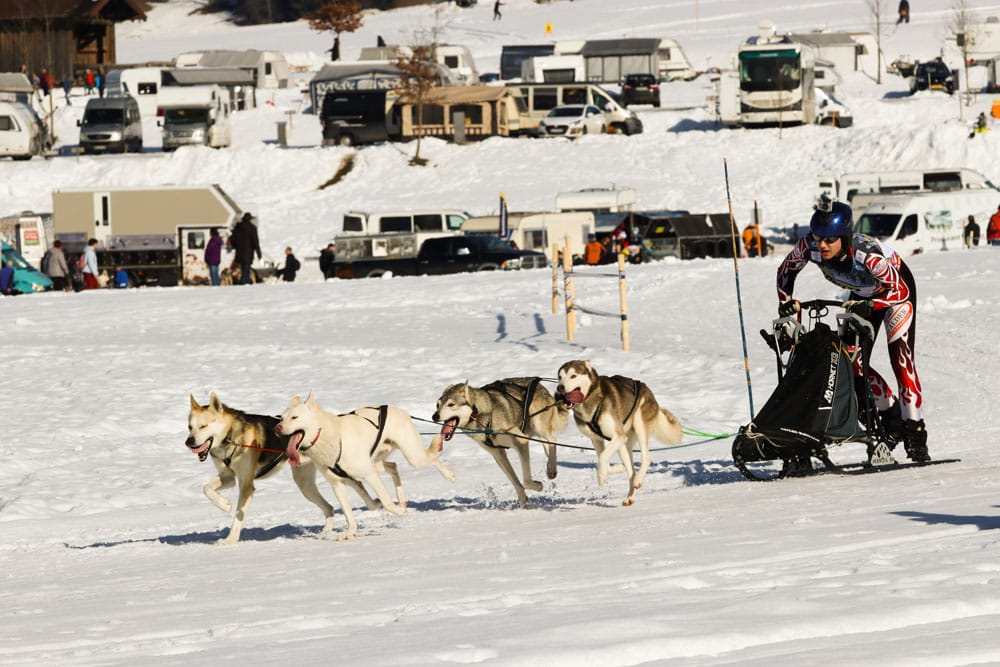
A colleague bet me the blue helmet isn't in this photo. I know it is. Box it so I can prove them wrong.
[809,200,853,240]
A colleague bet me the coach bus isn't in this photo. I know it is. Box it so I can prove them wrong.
[737,22,816,126]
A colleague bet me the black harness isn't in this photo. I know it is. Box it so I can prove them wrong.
[473,377,543,449]
[328,404,390,479]
[219,416,285,480]
[583,377,643,442]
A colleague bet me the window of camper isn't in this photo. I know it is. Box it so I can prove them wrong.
[533,87,558,111]
[543,69,576,83]
[186,231,206,249]
[444,55,460,68]
[446,214,466,231]
[856,213,900,238]
[137,82,157,95]
[525,229,546,250]
[421,105,445,125]
[923,172,962,191]
[0,115,17,131]
[899,214,919,239]
[379,216,411,233]
[343,215,364,232]
[453,104,482,124]
[413,214,443,231]
[562,87,587,105]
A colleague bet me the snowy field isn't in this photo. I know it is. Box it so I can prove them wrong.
[2,1,1000,664]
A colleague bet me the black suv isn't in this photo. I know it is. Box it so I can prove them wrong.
[909,59,956,95]
[621,73,660,108]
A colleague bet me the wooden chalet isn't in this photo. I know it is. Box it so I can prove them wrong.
[0,0,146,78]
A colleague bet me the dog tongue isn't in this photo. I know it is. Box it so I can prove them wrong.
[441,418,458,441]
[287,432,303,467]
[566,389,586,404]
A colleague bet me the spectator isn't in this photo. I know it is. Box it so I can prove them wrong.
[42,239,70,291]
[0,260,15,295]
[897,0,910,24]
[584,233,605,265]
[96,69,105,98]
[113,266,129,288]
[742,222,763,257]
[205,227,223,286]
[82,238,100,290]
[319,242,336,279]
[84,68,95,95]
[37,69,50,96]
[989,205,1000,246]
[229,213,261,285]
[278,246,300,282]
[493,0,502,20]
[62,72,72,105]
[626,228,644,264]
[964,215,981,248]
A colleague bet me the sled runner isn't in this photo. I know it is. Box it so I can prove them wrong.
[733,299,922,481]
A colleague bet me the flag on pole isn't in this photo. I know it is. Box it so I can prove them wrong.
[498,192,508,239]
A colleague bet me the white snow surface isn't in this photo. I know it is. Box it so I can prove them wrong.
[3,1,1000,665]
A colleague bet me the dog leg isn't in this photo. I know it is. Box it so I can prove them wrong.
[514,441,543,492]
[542,438,558,480]
[630,427,652,492]
[379,461,407,507]
[219,476,255,545]
[485,445,529,507]
[361,471,408,516]
[389,431,457,483]
[321,470,359,540]
[290,462,335,535]
[345,477,382,510]
[203,472,234,513]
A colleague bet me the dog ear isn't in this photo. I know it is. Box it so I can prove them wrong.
[583,360,593,375]
[289,395,301,408]
[462,380,471,402]
[305,392,316,406]
[209,392,222,411]
[190,393,201,411]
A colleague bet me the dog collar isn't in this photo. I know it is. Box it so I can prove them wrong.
[310,428,322,445]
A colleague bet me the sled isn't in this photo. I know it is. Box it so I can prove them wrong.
[733,299,902,481]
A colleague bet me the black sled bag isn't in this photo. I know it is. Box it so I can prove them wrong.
[744,322,862,455]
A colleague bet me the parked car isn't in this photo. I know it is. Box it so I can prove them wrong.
[815,89,853,128]
[538,104,606,137]
[621,73,660,108]
[909,58,956,95]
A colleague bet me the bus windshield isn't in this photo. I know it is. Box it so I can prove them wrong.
[739,50,801,92]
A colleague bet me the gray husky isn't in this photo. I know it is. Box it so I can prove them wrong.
[432,377,567,507]
[555,360,682,506]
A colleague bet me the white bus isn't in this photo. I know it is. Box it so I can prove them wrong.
[737,22,816,126]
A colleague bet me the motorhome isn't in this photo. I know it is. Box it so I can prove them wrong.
[958,16,1000,63]
[0,211,52,267]
[334,210,471,273]
[105,67,163,117]
[735,21,817,126]
[657,38,698,81]
[855,190,1000,255]
[555,186,637,214]
[0,101,46,160]
[157,85,232,150]
[508,82,642,135]
[461,211,596,261]
[817,168,997,206]
[78,96,143,154]
[520,55,586,83]
[434,44,479,85]
[51,185,251,286]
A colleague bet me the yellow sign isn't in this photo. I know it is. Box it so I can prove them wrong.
[545,22,553,35]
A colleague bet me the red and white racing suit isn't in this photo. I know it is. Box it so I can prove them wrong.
[776,233,922,422]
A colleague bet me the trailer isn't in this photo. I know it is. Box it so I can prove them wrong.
[52,185,248,287]
[157,85,232,150]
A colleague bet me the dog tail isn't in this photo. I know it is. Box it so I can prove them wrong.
[654,408,683,445]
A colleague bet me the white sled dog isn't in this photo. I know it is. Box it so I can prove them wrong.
[555,360,682,506]
[431,377,568,507]
[186,393,338,544]
[276,393,456,540]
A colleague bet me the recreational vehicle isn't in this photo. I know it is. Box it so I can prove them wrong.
[157,85,232,150]
[500,44,556,80]
[397,86,530,140]
[320,89,399,146]
[555,187,637,214]
[434,44,479,85]
[51,185,252,286]
[105,67,163,117]
[340,210,470,236]
[816,168,997,206]
[657,38,697,81]
[520,55,586,83]
[461,211,596,261]
[855,190,1000,255]
[735,21,817,126]
[509,82,642,135]
[0,101,46,160]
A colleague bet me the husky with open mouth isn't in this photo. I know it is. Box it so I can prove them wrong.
[431,377,567,507]
[555,361,682,506]
[186,393,337,544]
[276,393,456,540]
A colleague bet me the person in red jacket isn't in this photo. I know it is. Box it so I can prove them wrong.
[987,205,1000,246]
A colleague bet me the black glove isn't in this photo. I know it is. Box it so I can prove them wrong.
[778,299,800,318]
[843,299,874,319]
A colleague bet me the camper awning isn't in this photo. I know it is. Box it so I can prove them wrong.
[164,68,255,86]
[0,73,33,94]
[580,38,661,57]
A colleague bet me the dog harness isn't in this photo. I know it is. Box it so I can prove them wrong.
[583,377,642,442]
[473,378,543,449]
[328,404,390,479]
[220,415,285,479]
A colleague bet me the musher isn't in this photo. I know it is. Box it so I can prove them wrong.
[775,198,929,462]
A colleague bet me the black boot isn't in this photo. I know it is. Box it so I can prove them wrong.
[878,404,904,449]
[902,419,930,462]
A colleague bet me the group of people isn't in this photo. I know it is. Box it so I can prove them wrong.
[203,212,300,286]
[581,227,646,266]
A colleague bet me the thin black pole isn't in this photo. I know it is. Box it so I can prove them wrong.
[724,158,755,418]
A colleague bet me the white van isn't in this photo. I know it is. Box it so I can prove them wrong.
[855,189,1000,255]
[0,101,46,160]
[508,82,643,135]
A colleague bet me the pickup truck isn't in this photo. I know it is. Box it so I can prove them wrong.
[331,234,547,279]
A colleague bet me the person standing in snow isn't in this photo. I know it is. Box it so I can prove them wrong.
[204,227,223,286]
[229,213,261,285]
[43,239,70,291]
[775,199,929,462]
[319,242,336,279]
[277,246,300,282]
[964,215,981,248]
[493,0,502,20]
[988,205,1000,246]
[897,0,909,24]
[82,238,100,290]
[62,72,72,105]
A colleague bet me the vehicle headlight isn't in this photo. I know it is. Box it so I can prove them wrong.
[504,258,521,270]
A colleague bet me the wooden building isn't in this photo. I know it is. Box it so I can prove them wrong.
[0,0,146,78]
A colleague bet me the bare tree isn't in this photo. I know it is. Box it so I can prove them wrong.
[395,44,439,166]
[306,1,364,62]
[948,0,979,107]
[865,0,891,85]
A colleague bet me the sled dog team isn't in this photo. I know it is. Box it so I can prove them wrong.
[185,360,682,543]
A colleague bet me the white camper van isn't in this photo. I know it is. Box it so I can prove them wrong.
[157,85,232,150]
[855,189,1000,255]
[434,44,479,85]
[521,55,586,83]
[817,168,996,205]
[0,101,46,160]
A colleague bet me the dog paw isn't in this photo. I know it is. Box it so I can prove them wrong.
[526,480,543,492]
[547,466,557,480]
[597,475,608,486]
[337,532,358,541]
[622,497,635,507]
